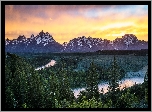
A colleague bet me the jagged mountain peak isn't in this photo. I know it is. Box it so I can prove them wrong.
[39,30,44,36]
[63,42,68,46]
[5,33,148,53]
[122,34,138,46]
[28,30,55,46]
[5,31,63,53]
[17,35,26,41]
[30,34,34,39]
[122,34,138,41]
[6,38,10,41]
[37,30,52,37]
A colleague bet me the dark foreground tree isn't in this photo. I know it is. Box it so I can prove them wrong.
[85,62,100,100]
[107,55,124,107]
[144,68,148,103]
[107,56,122,92]
[56,63,75,107]
[5,53,44,108]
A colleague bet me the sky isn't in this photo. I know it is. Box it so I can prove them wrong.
[5,5,148,44]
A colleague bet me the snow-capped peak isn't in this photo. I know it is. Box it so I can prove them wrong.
[5,38,10,45]
[122,34,138,46]
[32,31,55,45]
[63,42,68,46]
[5,33,148,53]
[30,34,35,39]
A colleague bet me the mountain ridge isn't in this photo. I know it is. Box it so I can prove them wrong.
[5,31,148,53]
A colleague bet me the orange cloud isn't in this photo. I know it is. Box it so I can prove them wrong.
[5,5,148,44]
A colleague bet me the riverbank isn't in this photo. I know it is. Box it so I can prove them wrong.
[73,65,147,98]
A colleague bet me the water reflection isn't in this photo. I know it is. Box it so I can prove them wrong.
[73,66,147,98]
[35,60,56,70]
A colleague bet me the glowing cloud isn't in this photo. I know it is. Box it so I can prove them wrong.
[5,5,148,44]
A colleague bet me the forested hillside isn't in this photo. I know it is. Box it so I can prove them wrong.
[5,53,149,108]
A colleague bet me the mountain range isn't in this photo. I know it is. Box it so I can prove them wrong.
[5,30,148,53]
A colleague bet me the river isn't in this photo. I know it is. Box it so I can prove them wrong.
[73,65,147,98]
[35,60,147,98]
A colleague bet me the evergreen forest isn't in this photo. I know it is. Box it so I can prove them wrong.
[4,52,149,109]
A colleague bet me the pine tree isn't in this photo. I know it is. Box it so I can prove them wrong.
[5,53,45,108]
[144,68,148,103]
[5,53,33,108]
[108,56,121,92]
[57,64,75,104]
[48,73,60,108]
[107,55,122,107]
[85,62,99,100]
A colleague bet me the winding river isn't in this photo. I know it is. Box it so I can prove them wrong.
[35,60,147,98]
[73,65,147,98]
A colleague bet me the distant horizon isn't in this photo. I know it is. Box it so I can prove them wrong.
[5,5,148,44]
[5,31,148,44]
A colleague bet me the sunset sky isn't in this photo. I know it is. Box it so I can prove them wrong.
[5,5,148,44]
